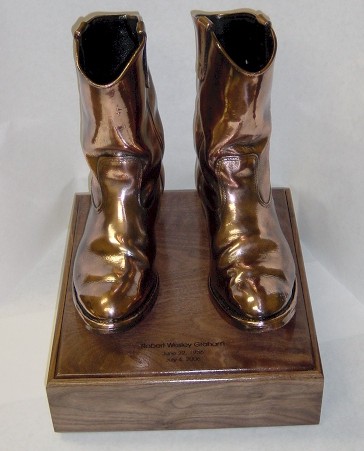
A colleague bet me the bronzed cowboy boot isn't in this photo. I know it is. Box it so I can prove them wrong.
[192,9,297,331]
[72,13,164,333]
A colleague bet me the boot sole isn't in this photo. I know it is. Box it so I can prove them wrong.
[209,277,297,332]
[72,275,159,334]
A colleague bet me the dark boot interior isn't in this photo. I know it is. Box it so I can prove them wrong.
[209,13,274,72]
[78,15,139,85]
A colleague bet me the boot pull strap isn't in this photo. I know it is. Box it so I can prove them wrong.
[136,20,150,88]
[254,11,275,68]
[194,16,213,81]
[73,21,87,39]
[256,11,271,27]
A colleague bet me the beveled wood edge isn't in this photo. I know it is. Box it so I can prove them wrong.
[284,189,324,377]
[47,368,324,389]
[46,195,81,386]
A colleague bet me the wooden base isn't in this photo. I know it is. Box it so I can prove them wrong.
[46,189,323,432]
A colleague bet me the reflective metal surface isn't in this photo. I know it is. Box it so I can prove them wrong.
[192,9,297,330]
[72,13,164,333]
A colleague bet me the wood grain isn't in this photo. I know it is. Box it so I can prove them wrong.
[46,189,323,431]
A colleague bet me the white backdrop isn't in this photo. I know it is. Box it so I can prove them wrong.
[1,1,364,450]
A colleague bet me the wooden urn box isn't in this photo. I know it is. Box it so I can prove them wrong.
[46,189,323,432]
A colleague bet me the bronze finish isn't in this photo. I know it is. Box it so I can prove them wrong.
[46,190,323,431]
[192,10,297,330]
[72,13,164,333]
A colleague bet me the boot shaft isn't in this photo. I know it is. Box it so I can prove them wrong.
[192,10,276,166]
[73,13,164,176]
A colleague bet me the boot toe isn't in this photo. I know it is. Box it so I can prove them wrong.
[211,273,297,330]
[73,271,158,333]
[229,277,291,320]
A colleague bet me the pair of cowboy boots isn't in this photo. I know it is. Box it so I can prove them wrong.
[72,10,297,334]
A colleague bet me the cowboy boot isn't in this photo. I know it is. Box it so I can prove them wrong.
[192,9,297,331]
[72,13,164,333]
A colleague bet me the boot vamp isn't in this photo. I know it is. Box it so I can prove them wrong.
[74,225,153,321]
[215,230,295,319]
[211,155,296,320]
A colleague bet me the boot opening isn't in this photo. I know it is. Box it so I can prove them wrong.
[209,13,274,72]
[78,15,140,85]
